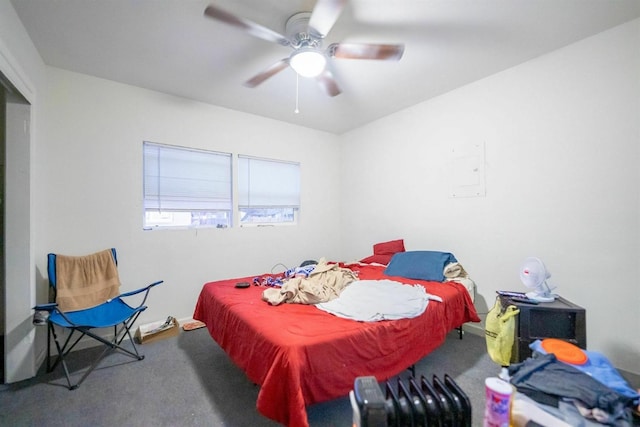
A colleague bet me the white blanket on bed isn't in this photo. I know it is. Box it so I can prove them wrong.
[315,279,442,322]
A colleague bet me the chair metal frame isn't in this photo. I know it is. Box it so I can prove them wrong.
[34,249,163,390]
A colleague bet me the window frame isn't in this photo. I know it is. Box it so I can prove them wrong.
[237,154,301,227]
[142,141,233,230]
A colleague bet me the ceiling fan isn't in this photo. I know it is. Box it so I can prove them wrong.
[204,0,405,97]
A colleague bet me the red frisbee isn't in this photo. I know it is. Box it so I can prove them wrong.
[541,338,588,365]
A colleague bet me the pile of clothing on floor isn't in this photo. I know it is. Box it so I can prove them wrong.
[508,339,639,426]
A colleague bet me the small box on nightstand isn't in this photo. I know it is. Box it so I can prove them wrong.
[498,295,586,363]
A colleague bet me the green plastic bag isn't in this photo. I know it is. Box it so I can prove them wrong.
[485,297,520,366]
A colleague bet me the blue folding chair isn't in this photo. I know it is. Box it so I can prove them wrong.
[34,248,163,390]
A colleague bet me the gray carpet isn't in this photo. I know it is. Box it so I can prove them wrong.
[7,327,638,426]
[0,327,498,426]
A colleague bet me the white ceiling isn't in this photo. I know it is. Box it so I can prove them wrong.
[11,0,640,134]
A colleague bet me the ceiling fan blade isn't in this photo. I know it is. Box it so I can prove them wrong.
[328,43,405,61]
[243,59,290,88]
[204,5,290,46]
[308,0,347,38]
[316,69,341,97]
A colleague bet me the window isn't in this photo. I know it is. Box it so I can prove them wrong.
[238,155,300,225]
[143,142,232,229]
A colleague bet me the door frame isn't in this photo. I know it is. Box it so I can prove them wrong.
[0,39,36,383]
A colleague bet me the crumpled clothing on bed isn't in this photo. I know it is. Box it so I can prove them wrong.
[262,258,358,305]
[444,261,476,302]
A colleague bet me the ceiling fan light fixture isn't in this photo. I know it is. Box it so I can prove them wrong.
[289,48,326,78]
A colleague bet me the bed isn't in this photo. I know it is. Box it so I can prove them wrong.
[193,259,480,427]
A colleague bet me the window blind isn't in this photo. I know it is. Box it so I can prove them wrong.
[238,155,300,208]
[143,142,232,212]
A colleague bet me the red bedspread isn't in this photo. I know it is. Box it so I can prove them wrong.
[193,263,480,427]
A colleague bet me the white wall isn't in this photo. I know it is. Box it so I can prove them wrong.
[340,19,640,374]
[38,67,343,327]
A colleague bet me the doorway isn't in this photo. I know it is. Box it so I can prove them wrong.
[1,71,32,384]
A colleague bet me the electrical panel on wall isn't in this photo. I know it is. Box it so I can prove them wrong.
[449,141,486,198]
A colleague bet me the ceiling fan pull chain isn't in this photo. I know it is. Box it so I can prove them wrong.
[294,73,300,114]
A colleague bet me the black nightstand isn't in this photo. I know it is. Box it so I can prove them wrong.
[498,295,587,363]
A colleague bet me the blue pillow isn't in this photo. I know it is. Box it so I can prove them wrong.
[384,251,458,282]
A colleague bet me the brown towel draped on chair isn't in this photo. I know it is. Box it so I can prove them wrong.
[55,249,121,312]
